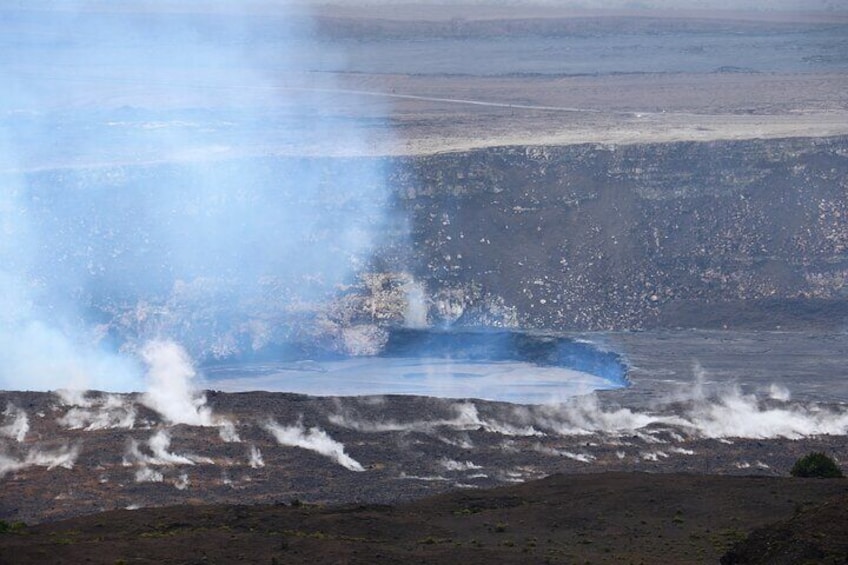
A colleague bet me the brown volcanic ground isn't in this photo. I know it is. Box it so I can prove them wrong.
[4,384,846,525]
[0,472,846,565]
[1,329,848,563]
[1,327,848,527]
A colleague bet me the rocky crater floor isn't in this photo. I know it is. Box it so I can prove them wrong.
[1,329,847,531]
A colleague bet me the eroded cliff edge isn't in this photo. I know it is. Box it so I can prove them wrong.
[21,135,847,360]
[383,135,848,331]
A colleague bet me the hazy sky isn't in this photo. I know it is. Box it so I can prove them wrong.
[304,0,842,11]
[12,0,845,13]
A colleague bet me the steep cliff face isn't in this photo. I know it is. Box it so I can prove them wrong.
[17,136,846,362]
[387,136,848,330]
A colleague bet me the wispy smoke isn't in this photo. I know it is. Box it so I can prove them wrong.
[0,1,391,392]
[439,457,482,471]
[531,394,685,437]
[530,371,848,440]
[140,341,213,426]
[529,443,596,463]
[397,472,449,482]
[174,473,190,490]
[678,384,848,439]
[330,401,544,436]
[0,404,29,442]
[217,420,241,443]
[403,282,429,328]
[331,371,848,441]
[450,403,545,436]
[248,445,265,468]
[134,466,164,483]
[139,341,242,442]
[0,444,80,478]
[124,429,212,467]
[56,391,136,431]
[52,348,241,439]
[264,420,364,472]
[768,384,792,402]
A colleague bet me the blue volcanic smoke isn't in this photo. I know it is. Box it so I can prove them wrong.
[0,3,391,391]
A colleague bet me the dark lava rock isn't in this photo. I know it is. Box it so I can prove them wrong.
[721,493,848,564]
[386,136,848,331]
[1,472,845,565]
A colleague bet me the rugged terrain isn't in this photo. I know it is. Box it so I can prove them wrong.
[1,472,846,564]
[1,4,847,564]
[28,134,847,361]
[0,349,846,526]
[384,136,848,331]
[6,4,848,360]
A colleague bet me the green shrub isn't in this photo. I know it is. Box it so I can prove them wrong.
[0,521,26,534]
[790,452,844,478]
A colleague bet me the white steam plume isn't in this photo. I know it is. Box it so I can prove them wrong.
[439,458,482,471]
[174,473,190,490]
[135,466,164,483]
[0,404,29,442]
[0,2,393,389]
[530,366,848,440]
[533,394,686,437]
[666,364,848,439]
[56,392,136,431]
[140,341,213,426]
[58,405,136,431]
[0,444,80,478]
[124,429,212,467]
[397,472,449,482]
[218,420,241,443]
[139,341,241,439]
[55,389,95,408]
[248,445,265,468]
[451,403,544,436]
[403,282,429,328]
[679,384,848,439]
[332,377,848,441]
[264,420,364,472]
[329,402,543,437]
[531,443,596,463]
[768,383,792,402]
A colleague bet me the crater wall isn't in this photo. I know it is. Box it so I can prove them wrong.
[18,135,847,362]
[385,135,848,330]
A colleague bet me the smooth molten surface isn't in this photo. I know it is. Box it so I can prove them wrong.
[204,330,629,404]
[206,358,620,404]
